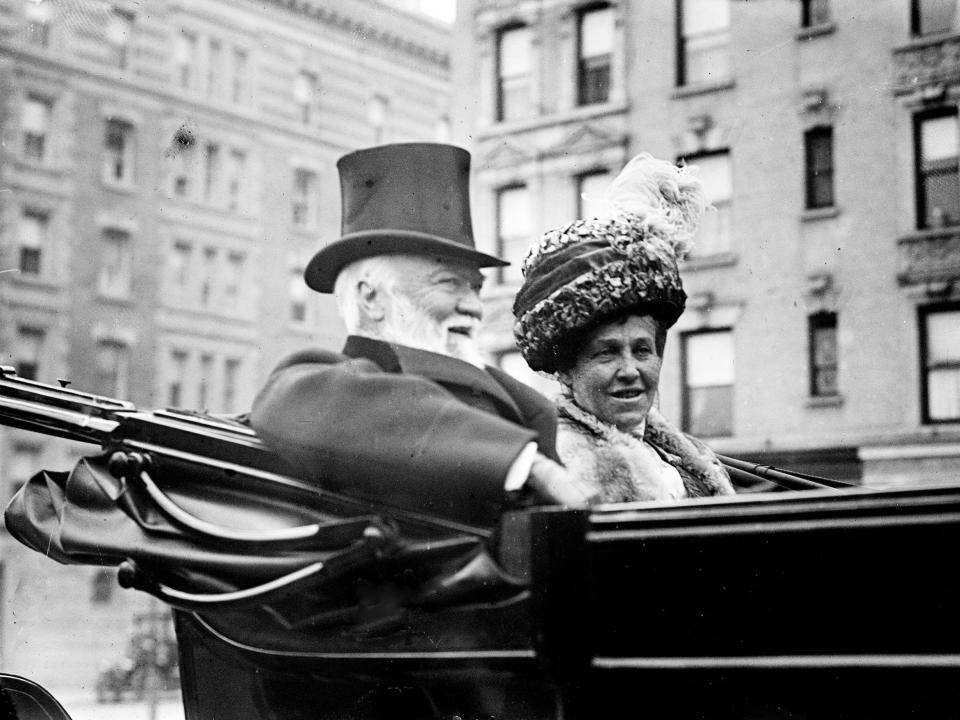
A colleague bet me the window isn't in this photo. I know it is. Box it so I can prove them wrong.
[94,339,129,397]
[809,312,838,397]
[577,169,612,220]
[223,251,244,310]
[169,240,192,293]
[22,94,52,161]
[24,0,52,47]
[198,354,213,411]
[98,228,132,297]
[203,142,220,202]
[103,118,134,185]
[805,126,834,210]
[223,357,241,412]
[294,70,318,125]
[226,149,246,211]
[912,0,959,36]
[168,349,188,406]
[369,94,390,144]
[915,110,960,229]
[920,304,960,423]
[685,151,732,256]
[16,327,45,381]
[578,5,613,106]
[174,31,197,89]
[682,329,734,437]
[289,264,308,323]
[199,246,217,307]
[496,185,532,284]
[19,209,48,276]
[292,169,317,227]
[496,25,532,122]
[207,38,222,96]
[231,48,248,103]
[107,7,134,68]
[678,0,730,86]
[801,0,830,27]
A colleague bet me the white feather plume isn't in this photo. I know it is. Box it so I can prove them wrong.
[583,152,709,259]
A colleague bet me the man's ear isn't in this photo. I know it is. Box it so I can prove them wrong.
[357,280,385,322]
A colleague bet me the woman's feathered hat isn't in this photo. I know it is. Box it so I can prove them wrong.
[512,153,708,373]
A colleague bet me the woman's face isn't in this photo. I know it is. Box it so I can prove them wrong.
[559,314,664,433]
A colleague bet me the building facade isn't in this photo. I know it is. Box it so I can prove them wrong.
[456,0,960,486]
[0,0,451,694]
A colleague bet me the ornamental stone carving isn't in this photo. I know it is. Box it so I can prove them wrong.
[893,34,960,96]
[897,230,960,285]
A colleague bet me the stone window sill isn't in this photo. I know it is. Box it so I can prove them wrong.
[680,251,738,271]
[802,206,840,222]
[796,22,836,41]
[672,78,736,100]
[806,394,844,409]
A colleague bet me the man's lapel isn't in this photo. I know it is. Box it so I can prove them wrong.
[391,344,525,421]
[343,336,525,422]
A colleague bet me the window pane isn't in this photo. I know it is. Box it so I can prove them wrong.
[802,0,831,27]
[923,169,960,227]
[497,186,531,283]
[580,7,614,58]
[917,0,959,35]
[499,26,531,76]
[578,171,611,220]
[929,367,960,419]
[921,115,959,163]
[927,310,960,364]
[683,0,730,35]
[686,331,734,386]
[22,96,51,134]
[99,228,131,296]
[692,153,732,202]
[687,385,733,437]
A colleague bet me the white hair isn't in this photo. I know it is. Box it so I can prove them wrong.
[332,255,401,334]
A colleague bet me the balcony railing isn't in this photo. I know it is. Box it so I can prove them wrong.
[897,227,960,285]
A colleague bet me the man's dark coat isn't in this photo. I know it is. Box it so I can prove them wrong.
[251,335,558,528]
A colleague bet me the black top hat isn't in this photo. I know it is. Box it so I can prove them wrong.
[304,143,508,293]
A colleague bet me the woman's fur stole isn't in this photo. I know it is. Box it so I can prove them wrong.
[556,398,735,503]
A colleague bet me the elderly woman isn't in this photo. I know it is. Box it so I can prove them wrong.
[512,153,735,503]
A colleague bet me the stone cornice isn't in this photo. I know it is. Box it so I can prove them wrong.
[262,0,450,69]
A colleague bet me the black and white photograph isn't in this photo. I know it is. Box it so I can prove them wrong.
[1,0,960,717]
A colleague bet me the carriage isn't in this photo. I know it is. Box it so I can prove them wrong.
[1,365,958,719]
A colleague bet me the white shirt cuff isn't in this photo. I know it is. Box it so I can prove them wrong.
[504,441,538,492]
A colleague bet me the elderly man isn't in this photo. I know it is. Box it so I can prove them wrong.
[251,143,595,531]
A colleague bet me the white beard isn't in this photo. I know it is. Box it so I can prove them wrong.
[380,292,486,368]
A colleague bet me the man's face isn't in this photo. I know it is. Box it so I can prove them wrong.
[380,255,486,364]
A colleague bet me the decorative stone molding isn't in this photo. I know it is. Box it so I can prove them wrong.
[262,0,449,68]
[541,122,625,159]
[892,33,960,97]
[897,228,960,286]
[799,87,838,125]
[476,138,536,170]
[805,271,838,313]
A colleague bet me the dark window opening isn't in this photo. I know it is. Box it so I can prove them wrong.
[805,126,835,209]
[809,312,838,397]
